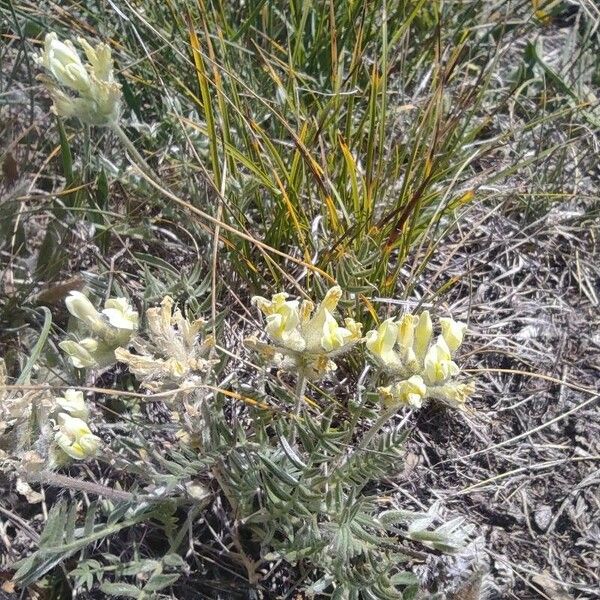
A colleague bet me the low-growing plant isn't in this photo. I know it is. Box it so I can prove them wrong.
[1,262,476,598]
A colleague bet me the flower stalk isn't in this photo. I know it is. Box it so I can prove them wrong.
[111,121,156,180]
[290,373,308,445]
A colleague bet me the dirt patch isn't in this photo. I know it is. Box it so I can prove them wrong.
[403,201,600,599]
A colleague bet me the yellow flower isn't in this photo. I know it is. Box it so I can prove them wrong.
[320,310,353,352]
[56,389,89,420]
[365,318,399,367]
[65,291,105,333]
[115,296,215,393]
[440,317,467,354]
[102,297,138,331]
[304,287,362,356]
[365,313,420,375]
[317,285,342,312]
[59,338,99,368]
[426,381,475,409]
[166,358,188,379]
[61,292,138,369]
[423,337,459,385]
[36,33,90,93]
[396,314,417,360]
[366,318,397,358]
[35,33,121,125]
[343,318,363,343]
[55,413,101,460]
[412,311,433,363]
[78,37,115,82]
[249,285,362,379]
[300,286,344,353]
[253,292,305,351]
[367,307,472,411]
[379,375,426,408]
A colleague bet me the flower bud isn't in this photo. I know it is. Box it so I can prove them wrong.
[439,317,467,354]
[56,389,89,420]
[396,314,417,362]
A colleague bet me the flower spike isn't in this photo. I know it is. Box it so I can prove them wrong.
[365,310,473,410]
[35,32,122,125]
[249,285,362,379]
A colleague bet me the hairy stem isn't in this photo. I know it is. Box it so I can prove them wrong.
[112,122,156,180]
[290,373,307,446]
[358,405,404,450]
[25,470,146,502]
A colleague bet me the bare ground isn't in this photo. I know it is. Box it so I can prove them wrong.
[401,200,600,599]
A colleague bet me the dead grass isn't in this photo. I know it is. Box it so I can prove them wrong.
[397,200,599,599]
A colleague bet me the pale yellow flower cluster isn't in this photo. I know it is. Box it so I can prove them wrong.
[248,288,473,406]
[365,312,474,409]
[59,291,138,369]
[53,390,101,461]
[35,33,121,125]
[247,286,362,379]
[115,296,215,393]
[0,363,99,464]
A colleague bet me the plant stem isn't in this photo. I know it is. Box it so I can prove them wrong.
[26,470,145,502]
[290,373,307,445]
[112,122,156,180]
[358,405,404,450]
